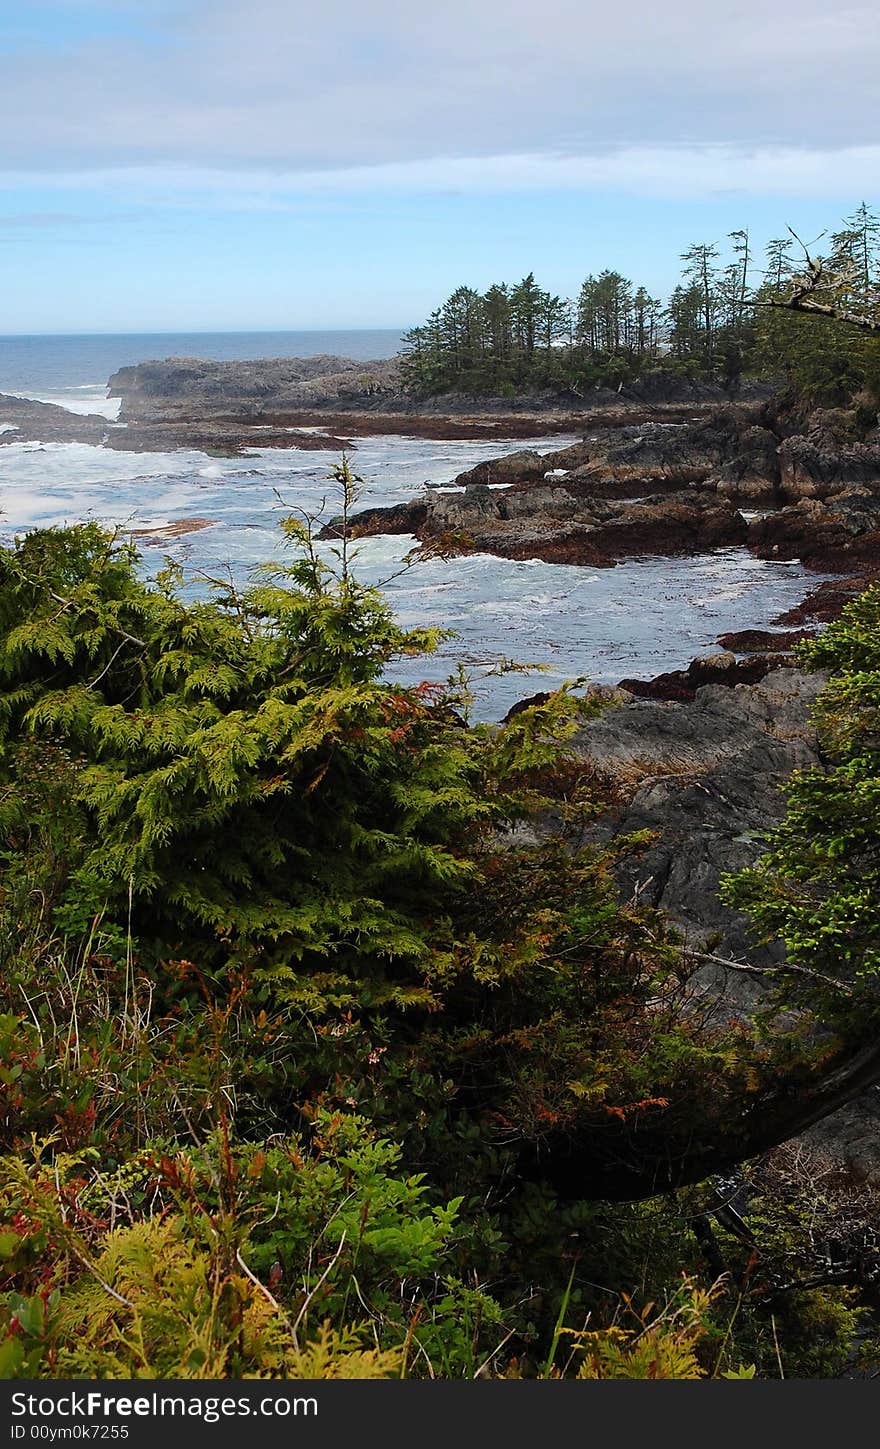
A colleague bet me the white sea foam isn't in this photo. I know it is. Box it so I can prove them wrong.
[4,388,122,420]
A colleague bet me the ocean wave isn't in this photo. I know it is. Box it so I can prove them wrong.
[8,389,122,420]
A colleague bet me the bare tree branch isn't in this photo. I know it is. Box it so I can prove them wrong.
[764,231,880,334]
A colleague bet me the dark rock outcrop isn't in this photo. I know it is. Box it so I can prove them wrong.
[452,411,782,502]
[776,571,880,626]
[339,483,748,567]
[704,425,781,503]
[618,649,786,702]
[451,449,547,488]
[567,668,827,978]
[507,664,880,1191]
[344,501,428,538]
[108,359,776,423]
[108,355,403,420]
[748,491,880,570]
[717,627,814,653]
[0,393,109,446]
[778,430,880,503]
[0,389,352,456]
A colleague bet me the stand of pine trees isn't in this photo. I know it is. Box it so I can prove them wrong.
[400,206,880,399]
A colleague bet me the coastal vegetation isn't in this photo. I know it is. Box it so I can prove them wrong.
[3,450,880,1380]
[5,209,880,1381]
[400,205,880,401]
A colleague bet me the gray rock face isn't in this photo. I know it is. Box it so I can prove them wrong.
[108,355,403,420]
[569,413,745,489]
[706,425,781,503]
[108,362,776,422]
[570,668,827,972]
[453,412,781,500]
[825,489,880,533]
[748,491,880,571]
[802,1094,880,1186]
[547,666,880,1183]
[778,431,880,502]
[342,481,749,567]
[450,449,546,487]
[0,388,354,456]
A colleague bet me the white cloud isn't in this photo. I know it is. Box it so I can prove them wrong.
[2,0,878,174]
[3,144,879,205]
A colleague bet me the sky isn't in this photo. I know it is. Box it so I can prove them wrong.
[1,0,879,333]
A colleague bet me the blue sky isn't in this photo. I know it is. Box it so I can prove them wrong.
[1,0,878,333]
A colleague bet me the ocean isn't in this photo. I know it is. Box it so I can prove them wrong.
[0,330,822,720]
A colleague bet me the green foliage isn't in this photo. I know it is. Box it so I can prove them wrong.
[400,210,880,401]
[399,243,749,397]
[752,305,880,405]
[723,584,880,1015]
[2,486,878,1380]
[751,206,880,403]
[0,510,747,1156]
[0,1116,502,1378]
[569,1278,731,1380]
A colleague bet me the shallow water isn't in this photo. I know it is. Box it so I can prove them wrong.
[0,432,823,721]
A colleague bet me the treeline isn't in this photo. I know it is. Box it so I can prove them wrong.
[400,204,880,398]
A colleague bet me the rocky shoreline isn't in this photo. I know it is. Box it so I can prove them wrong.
[325,399,880,632]
[0,356,777,455]
[5,355,880,694]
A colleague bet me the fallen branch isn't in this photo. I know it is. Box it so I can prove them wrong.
[684,948,855,999]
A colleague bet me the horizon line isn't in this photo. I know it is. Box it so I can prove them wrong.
[0,325,411,339]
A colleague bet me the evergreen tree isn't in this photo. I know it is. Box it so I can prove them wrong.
[679,242,720,363]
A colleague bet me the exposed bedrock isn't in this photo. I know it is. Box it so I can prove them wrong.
[617,649,790,702]
[336,484,748,566]
[107,358,775,421]
[333,399,880,581]
[506,669,825,977]
[705,425,783,503]
[748,490,880,570]
[778,429,880,503]
[524,666,880,1189]
[452,410,780,501]
[344,500,429,538]
[450,404,880,508]
[108,355,403,420]
[0,392,110,446]
[572,667,826,967]
[0,390,352,456]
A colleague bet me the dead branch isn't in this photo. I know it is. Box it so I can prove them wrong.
[764,232,880,334]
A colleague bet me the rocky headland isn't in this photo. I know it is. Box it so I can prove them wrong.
[0,393,112,446]
[106,355,772,422]
[0,356,779,454]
